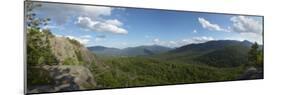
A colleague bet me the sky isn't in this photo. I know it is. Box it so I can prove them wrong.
[31,2,263,49]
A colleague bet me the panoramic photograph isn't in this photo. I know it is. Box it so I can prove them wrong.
[25,1,263,94]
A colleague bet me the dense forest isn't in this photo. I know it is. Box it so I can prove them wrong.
[25,2,264,94]
[89,41,263,88]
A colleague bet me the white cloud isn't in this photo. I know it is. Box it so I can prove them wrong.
[198,17,230,32]
[224,32,263,44]
[153,38,160,42]
[198,17,229,32]
[180,36,215,46]
[34,2,112,25]
[105,19,123,26]
[190,36,215,43]
[193,29,197,33]
[76,16,128,34]
[153,38,176,47]
[75,16,98,31]
[121,42,128,46]
[198,16,263,44]
[80,35,92,38]
[152,36,215,47]
[240,33,263,44]
[63,35,90,45]
[229,16,263,44]
[33,2,128,34]
[230,16,262,34]
[169,41,176,44]
[81,6,112,18]
[198,16,262,35]
[223,37,244,41]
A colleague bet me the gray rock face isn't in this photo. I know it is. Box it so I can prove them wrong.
[28,65,96,93]
[27,29,102,94]
[49,37,97,65]
[238,67,263,80]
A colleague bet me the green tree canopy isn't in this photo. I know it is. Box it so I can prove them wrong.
[248,42,263,67]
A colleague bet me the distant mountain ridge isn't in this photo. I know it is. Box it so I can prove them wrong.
[88,40,260,57]
[170,40,253,54]
[155,40,259,67]
[88,45,172,56]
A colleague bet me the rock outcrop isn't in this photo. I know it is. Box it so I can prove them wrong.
[49,36,97,65]
[27,35,103,93]
[238,67,264,80]
[28,65,96,93]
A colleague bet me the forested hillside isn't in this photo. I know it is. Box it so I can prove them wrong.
[88,45,172,56]
[89,40,263,88]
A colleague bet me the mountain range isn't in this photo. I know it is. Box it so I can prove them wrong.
[88,40,256,57]
[88,45,172,56]
[89,39,263,68]
[155,40,258,67]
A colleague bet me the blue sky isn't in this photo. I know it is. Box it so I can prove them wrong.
[32,2,263,49]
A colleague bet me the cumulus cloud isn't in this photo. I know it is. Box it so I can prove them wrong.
[153,36,215,47]
[198,17,229,32]
[105,19,123,26]
[76,16,128,34]
[188,36,215,43]
[198,16,263,44]
[65,35,90,45]
[152,38,176,47]
[34,2,112,25]
[229,16,263,44]
[198,16,262,35]
[33,2,128,34]
[230,16,262,34]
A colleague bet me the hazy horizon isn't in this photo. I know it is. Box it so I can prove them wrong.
[85,39,263,49]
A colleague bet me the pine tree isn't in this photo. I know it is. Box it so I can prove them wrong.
[248,42,263,67]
